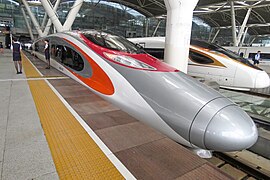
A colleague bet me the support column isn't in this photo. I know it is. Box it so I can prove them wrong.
[43,0,61,36]
[230,1,237,46]
[145,18,149,37]
[249,37,256,46]
[211,29,220,43]
[40,0,63,32]
[240,27,249,46]
[41,13,48,30]
[164,0,199,73]
[236,8,252,46]
[21,0,43,37]
[208,28,214,42]
[152,19,162,37]
[63,0,84,31]
[21,6,34,40]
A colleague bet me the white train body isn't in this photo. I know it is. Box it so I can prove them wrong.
[129,37,270,90]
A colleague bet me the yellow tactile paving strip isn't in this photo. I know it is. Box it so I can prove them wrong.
[21,53,42,78]
[22,53,123,179]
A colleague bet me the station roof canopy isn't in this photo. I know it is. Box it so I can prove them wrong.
[195,0,270,36]
[18,0,270,36]
[110,0,270,36]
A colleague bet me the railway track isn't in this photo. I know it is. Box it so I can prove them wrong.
[220,85,270,99]
[208,151,270,180]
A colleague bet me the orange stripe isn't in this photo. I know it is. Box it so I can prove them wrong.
[192,45,228,59]
[188,64,224,69]
[64,38,115,95]
[191,46,258,70]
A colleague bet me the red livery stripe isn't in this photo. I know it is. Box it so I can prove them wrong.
[64,38,115,95]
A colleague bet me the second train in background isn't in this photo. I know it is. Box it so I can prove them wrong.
[129,37,270,90]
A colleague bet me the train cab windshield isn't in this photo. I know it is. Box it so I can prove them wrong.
[191,39,262,70]
[82,31,145,54]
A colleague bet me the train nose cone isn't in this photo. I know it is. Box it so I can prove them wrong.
[190,98,258,151]
[255,71,270,88]
[204,105,258,151]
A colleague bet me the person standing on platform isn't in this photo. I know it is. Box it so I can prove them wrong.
[254,51,261,66]
[44,40,50,69]
[11,37,22,74]
[0,42,4,54]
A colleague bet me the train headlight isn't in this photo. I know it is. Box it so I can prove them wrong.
[104,52,156,70]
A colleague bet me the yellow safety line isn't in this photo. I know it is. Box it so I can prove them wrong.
[21,53,42,78]
[22,53,123,179]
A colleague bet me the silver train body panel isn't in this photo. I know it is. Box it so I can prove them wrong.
[106,61,258,151]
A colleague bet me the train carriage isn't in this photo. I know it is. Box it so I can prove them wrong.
[129,37,270,90]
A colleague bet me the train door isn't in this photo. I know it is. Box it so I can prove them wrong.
[238,48,247,58]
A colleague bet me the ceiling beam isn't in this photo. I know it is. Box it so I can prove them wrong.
[195,1,270,15]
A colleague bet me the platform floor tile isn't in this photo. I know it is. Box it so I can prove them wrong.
[82,110,138,131]
[114,138,231,179]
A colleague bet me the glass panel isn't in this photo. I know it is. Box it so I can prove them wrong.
[191,39,261,70]
[72,50,84,71]
[52,44,84,71]
[83,31,145,54]
[189,51,214,64]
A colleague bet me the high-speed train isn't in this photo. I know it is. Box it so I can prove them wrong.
[32,30,258,154]
[129,37,270,90]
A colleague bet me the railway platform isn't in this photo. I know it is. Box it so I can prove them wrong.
[0,49,232,179]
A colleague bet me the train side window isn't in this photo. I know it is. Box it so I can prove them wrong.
[54,45,63,62]
[189,51,214,64]
[249,53,270,60]
[62,46,73,68]
[34,42,39,51]
[51,44,84,71]
[87,34,105,47]
[57,46,84,71]
[38,41,45,53]
[51,45,56,56]
[73,51,84,71]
